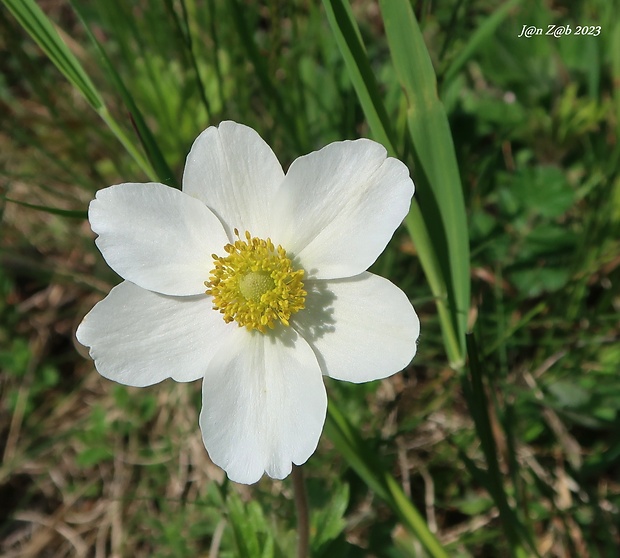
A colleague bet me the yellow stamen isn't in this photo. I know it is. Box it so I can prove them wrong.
[205,230,306,333]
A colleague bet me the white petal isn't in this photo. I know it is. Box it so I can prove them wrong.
[90,183,228,296]
[273,139,413,279]
[199,327,326,484]
[76,281,233,387]
[292,272,419,383]
[182,121,285,240]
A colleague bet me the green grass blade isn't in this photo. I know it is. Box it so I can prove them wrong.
[2,197,87,220]
[441,0,522,87]
[404,205,461,361]
[2,0,102,108]
[178,0,212,117]
[323,0,462,365]
[228,0,303,152]
[70,2,178,188]
[2,0,157,181]
[464,334,538,558]
[322,0,396,152]
[325,406,388,501]
[380,0,470,364]
[227,491,260,558]
[611,9,620,140]
[325,405,449,558]
[205,0,227,114]
[98,108,158,182]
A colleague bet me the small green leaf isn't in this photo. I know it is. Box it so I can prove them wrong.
[311,483,349,551]
[76,447,112,468]
[547,381,590,409]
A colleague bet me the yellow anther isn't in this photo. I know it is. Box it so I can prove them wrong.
[205,230,306,333]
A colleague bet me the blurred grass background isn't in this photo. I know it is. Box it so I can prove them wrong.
[1,0,619,556]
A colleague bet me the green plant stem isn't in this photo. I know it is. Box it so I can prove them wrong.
[292,465,309,558]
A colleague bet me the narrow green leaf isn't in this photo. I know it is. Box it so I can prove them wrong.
[311,483,349,550]
[322,0,396,152]
[1,0,102,108]
[178,0,212,117]
[324,0,464,366]
[227,491,260,558]
[2,0,157,181]
[205,0,228,113]
[3,197,87,219]
[70,2,178,188]
[325,405,388,500]
[325,405,449,558]
[464,334,538,558]
[405,187,462,364]
[228,0,303,152]
[380,0,470,365]
[611,8,620,140]
[441,0,522,86]
[482,301,546,357]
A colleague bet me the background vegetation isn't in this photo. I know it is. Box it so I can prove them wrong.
[1,0,619,556]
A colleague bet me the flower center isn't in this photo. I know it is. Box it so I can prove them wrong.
[205,229,306,333]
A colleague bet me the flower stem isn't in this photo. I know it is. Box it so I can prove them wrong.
[292,464,309,558]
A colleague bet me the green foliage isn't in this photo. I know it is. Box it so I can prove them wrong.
[380,0,470,366]
[309,481,349,553]
[1,0,619,556]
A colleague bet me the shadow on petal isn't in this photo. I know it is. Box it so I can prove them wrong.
[291,279,337,345]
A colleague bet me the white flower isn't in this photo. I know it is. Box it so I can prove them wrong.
[77,121,420,484]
